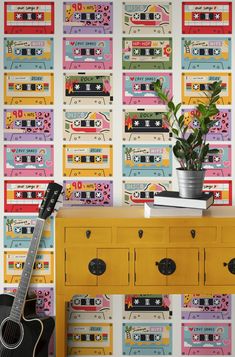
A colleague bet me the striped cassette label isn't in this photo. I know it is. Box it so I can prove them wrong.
[203,144,231,177]
[182,72,231,105]
[63,110,112,142]
[123,2,172,34]
[63,37,113,70]
[4,144,54,177]
[123,72,172,105]
[4,72,54,105]
[64,72,113,105]
[203,180,232,206]
[4,216,54,249]
[182,323,231,355]
[67,323,113,355]
[182,2,232,35]
[4,251,54,284]
[123,145,172,177]
[123,295,172,320]
[68,295,112,321]
[63,145,113,177]
[123,180,172,206]
[4,109,54,141]
[63,2,113,34]
[182,37,231,70]
[123,323,172,355]
[63,180,113,206]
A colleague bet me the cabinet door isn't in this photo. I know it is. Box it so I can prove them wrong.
[205,248,235,286]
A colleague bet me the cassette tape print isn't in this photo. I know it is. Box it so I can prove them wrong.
[63,37,113,70]
[63,180,113,206]
[123,2,172,34]
[181,294,231,320]
[68,295,112,321]
[182,109,231,141]
[123,181,172,206]
[67,323,113,355]
[123,323,172,355]
[4,2,54,34]
[123,72,172,105]
[4,251,54,284]
[63,2,113,34]
[64,72,113,105]
[182,323,231,355]
[123,145,172,177]
[203,180,232,206]
[4,144,54,177]
[203,144,231,177]
[4,216,54,249]
[63,145,113,177]
[182,38,231,70]
[4,109,54,141]
[4,72,54,105]
[122,38,172,70]
[4,180,53,213]
[182,2,232,35]
[182,73,231,105]
[123,109,171,141]
[63,109,112,142]
[4,37,54,70]
[123,295,172,320]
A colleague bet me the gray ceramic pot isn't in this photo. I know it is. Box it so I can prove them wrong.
[176,169,205,198]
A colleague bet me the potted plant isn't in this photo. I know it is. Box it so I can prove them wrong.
[153,80,222,198]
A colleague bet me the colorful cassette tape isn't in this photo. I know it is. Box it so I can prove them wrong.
[182,109,231,141]
[181,294,231,320]
[4,72,54,105]
[123,145,172,177]
[67,323,113,355]
[123,323,172,355]
[64,72,113,105]
[182,73,231,105]
[4,144,54,177]
[203,144,231,177]
[63,37,113,70]
[4,216,54,249]
[4,250,54,284]
[123,38,172,70]
[123,180,172,206]
[182,2,232,35]
[63,180,113,206]
[123,109,171,141]
[203,180,232,206]
[4,37,54,70]
[63,2,113,34]
[4,109,54,141]
[123,72,172,105]
[68,295,112,321]
[123,2,172,35]
[63,145,113,177]
[4,2,54,34]
[182,38,231,70]
[123,295,172,320]
[63,110,112,142]
[182,323,231,355]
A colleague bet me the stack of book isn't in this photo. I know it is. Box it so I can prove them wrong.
[144,191,214,217]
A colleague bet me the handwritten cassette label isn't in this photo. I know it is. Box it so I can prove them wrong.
[63,2,113,34]
[63,110,112,142]
[68,295,112,321]
[203,144,231,177]
[203,180,232,206]
[123,145,172,177]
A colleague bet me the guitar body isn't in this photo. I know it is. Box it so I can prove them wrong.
[0,294,54,357]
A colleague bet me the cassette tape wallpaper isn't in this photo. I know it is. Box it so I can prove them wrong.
[0,0,235,356]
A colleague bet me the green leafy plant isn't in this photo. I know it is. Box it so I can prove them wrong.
[153,80,222,171]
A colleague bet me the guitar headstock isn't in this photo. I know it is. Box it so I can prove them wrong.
[39,182,63,220]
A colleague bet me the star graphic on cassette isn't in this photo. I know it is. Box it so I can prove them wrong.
[74,84,80,91]
[155,299,161,305]
[36,192,43,198]
[16,13,22,20]
[15,49,21,56]
[16,84,22,91]
[215,192,221,199]
[213,298,220,306]
[16,192,22,198]
[36,120,43,127]
[74,192,81,198]
[74,13,81,20]
[96,84,102,91]
[134,299,140,305]
[95,120,102,127]
[15,262,22,269]
[15,156,22,162]
[134,120,139,127]
[36,49,43,56]
[15,120,21,127]
[155,120,161,127]
[95,156,102,162]
[155,334,161,341]
[15,227,21,234]
[36,156,43,163]
[95,192,103,199]
[95,298,102,305]
[36,84,43,91]
[133,334,140,341]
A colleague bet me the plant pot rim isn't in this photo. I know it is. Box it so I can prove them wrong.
[176,168,206,172]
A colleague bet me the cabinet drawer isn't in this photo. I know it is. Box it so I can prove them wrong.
[65,227,112,244]
[117,227,165,244]
[169,227,217,243]
[205,248,235,286]
[221,226,235,242]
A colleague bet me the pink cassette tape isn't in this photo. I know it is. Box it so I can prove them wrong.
[68,295,112,321]
[203,144,231,177]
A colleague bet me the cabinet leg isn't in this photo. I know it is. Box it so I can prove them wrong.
[56,295,67,357]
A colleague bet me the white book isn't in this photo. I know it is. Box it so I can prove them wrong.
[154,191,214,209]
[144,203,203,218]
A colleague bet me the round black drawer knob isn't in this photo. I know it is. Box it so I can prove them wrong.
[224,259,235,275]
[88,259,106,276]
[156,258,176,276]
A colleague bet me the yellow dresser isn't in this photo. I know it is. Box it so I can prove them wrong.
[56,206,235,356]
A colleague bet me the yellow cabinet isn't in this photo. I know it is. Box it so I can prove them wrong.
[98,249,129,286]
[205,248,235,286]
[65,227,112,245]
[221,226,235,243]
[169,227,217,243]
[117,227,165,244]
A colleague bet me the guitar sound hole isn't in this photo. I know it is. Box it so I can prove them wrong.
[0,318,24,349]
